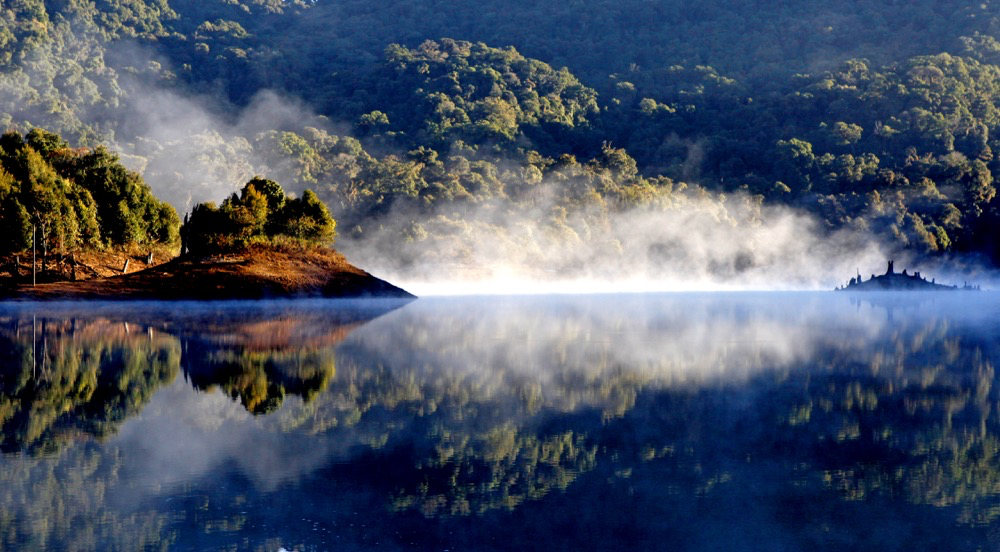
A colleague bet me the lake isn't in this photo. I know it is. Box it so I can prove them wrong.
[2,292,1000,551]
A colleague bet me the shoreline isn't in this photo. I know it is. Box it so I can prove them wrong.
[0,247,414,301]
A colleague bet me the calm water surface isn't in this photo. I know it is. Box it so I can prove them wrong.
[2,292,1000,551]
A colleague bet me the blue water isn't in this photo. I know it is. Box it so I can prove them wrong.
[1,292,999,551]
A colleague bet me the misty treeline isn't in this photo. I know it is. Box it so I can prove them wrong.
[5,1,1000,274]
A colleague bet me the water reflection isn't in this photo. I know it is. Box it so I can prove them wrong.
[0,300,408,453]
[2,293,1000,550]
[0,316,180,455]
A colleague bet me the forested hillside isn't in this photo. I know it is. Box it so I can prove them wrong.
[0,128,178,259]
[5,0,1000,283]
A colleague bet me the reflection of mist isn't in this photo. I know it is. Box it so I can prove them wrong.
[109,378,340,492]
[5,293,1000,549]
[340,294,890,388]
[90,292,1000,499]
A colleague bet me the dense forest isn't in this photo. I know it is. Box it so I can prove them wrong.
[0,129,178,261]
[4,0,1000,279]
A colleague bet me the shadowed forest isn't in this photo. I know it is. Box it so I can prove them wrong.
[4,1,1000,284]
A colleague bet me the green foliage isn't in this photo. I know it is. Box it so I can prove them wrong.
[24,128,68,156]
[0,129,178,257]
[8,1,1000,263]
[0,130,99,255]
[275,189,337,242]
[245,176,285,213]
[184,178,336,254]
[366,39,599,152]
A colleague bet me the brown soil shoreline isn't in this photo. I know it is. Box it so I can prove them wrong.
[0,247,414,301]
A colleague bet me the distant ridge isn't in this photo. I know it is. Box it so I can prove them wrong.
[836,261,979,292]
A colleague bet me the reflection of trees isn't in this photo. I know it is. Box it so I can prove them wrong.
[7,296,1000,549]
[179,314,355,414]
[278,354,604,517]
[0,317,179,454]
[0,304,401,550]
[391,428,598,517]
[185,346,336,414]
[0,445,175,550]
[757,317,1000,527]
[0,303,397,452]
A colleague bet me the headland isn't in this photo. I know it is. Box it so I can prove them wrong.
[836,261,978,291]
[0,246,414,301]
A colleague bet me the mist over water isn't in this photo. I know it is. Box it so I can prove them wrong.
[343,195,900,295]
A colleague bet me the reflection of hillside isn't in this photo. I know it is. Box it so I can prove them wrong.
[275,295,848,517]
[270,294,1000,522]
[304,353,603,517]
[0,444,175,550]
[0,300,407,451]
[0,317,179,454]
[6,295,1000,549]
[761,325,1000,526]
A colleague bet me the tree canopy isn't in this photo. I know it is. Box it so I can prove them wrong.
[182,177,336,254]
[0,128,178,258]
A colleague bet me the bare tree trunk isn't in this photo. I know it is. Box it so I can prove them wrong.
[41,223,47,274]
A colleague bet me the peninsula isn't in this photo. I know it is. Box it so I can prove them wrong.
[0,246,413,301]
[836,261,979,291]
[0,129,412,301]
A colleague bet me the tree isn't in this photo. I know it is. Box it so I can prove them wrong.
[276,190,337,243]
[830,121,863,148]
[184,179,337,253]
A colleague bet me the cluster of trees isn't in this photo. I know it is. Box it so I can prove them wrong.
[0,129,178,261]
[182,177,336,254]
[8,1,1000,268]
[129,0,1000,113]
[599,53,1000,255]
[366,39,599,151]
